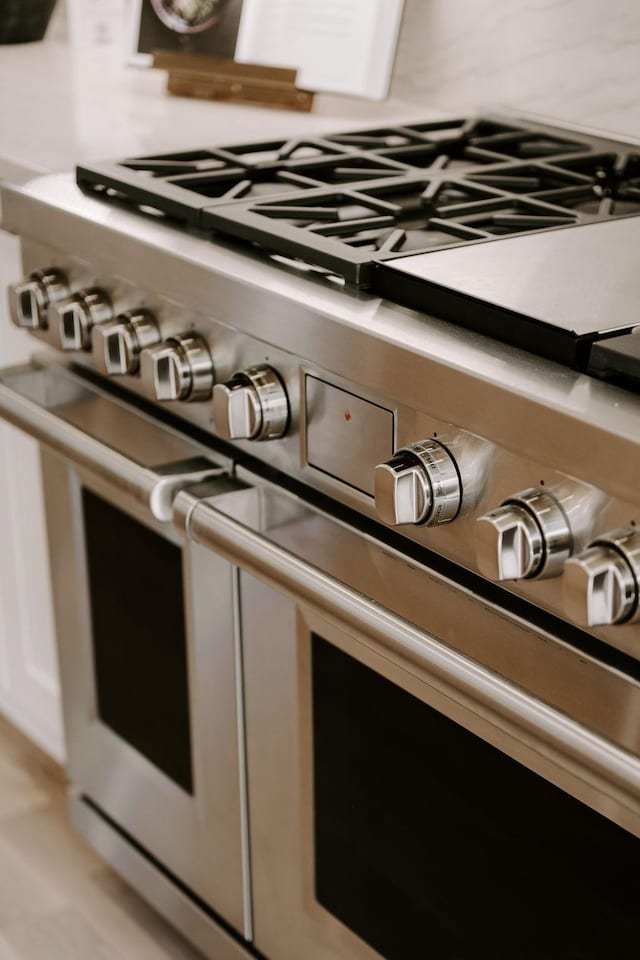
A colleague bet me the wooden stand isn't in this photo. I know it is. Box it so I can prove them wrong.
[152,52,315,112]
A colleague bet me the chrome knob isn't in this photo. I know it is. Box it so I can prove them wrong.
[564,529,640,626]
[50,288,113,350]
[374,439,461,526]
[8,268,69,330]
[476,487,572,581]
[212,365,289,440]
[92,310,160,375]
[139,334,214,402]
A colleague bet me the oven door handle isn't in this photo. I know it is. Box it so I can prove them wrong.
[0,361,227,520]
[177,483,640,818]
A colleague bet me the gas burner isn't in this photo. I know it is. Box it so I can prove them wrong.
[465,129,587,162]
[77,114,640,284]
[212,137,348,166]
[468,161,594,193]
[202,175,585,283]
[538,153,640,217]
[76,138,349,225]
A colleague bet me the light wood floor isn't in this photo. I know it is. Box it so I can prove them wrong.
[0,715,205,960]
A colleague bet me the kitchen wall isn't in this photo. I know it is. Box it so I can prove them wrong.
[391,0,640,139]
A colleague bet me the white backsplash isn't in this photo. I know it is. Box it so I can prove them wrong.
[391,0,640,139]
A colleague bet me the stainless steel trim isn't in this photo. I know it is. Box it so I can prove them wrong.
[232,566,253,941]
[178,483,640,820]
[68,791,255,960]
[0,360,226,520]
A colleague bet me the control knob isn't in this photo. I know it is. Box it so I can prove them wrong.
[374,439,461,526]
[139,334,214,402]
[8,268,69,330]
[563,529,640,626]
[49,288,113,350]
[92,310,160,375]
[476,487,572,580]
[212,365,289,440]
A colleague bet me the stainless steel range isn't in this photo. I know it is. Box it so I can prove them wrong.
[1,112,640,960]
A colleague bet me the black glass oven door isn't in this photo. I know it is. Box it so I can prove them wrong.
[181,470,640,960]
[240,574,640,960]
[312,633,640,960]
[41,451,248,935]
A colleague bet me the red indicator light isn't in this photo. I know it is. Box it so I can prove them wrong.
[344,410,352,422]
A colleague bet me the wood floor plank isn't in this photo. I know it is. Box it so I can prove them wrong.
[2,908,123,960]
[0,716,205,959]
[0,932,18,959]
[0,751,51,823]
[75,871,206,960]
[0,797,105,896]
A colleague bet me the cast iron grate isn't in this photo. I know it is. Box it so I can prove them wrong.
[76,115,640,285]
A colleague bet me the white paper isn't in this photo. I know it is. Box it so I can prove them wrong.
[235,0,404,99]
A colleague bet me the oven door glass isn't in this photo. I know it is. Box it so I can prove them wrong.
[179,475,640,960]
[241,582,640,960]
[312,632,639,960]
[0,360,249,936]
[82,486,193,793]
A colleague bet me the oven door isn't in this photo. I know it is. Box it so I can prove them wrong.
[176,469,640,960]
[0,358,250,938]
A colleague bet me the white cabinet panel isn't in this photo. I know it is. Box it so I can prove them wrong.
[0,228,64,761]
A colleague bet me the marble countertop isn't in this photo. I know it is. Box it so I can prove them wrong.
[0,28,431,181]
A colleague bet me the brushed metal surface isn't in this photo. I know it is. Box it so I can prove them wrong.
[69,792,255,960]
[43,452,248,934]
[380,218,640,337]
[0,359,226,520]
[177,472,640,959]
[3,179,640,655]
[305,375,394,495]
[181,468,640,764]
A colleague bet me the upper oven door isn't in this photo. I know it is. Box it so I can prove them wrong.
[176,471,640,960]
[0,358,251,937]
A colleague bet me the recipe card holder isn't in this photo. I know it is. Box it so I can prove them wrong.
[152,51,315,112]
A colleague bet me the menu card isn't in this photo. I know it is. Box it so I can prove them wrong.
[235,0,405,99]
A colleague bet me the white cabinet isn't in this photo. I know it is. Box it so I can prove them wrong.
[0,228,64,761]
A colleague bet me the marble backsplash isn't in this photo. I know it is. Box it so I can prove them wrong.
[391,0,640,139]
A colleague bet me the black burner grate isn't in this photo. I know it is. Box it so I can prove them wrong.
[76,116,640,285]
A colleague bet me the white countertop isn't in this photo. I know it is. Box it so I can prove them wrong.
[0,26,432,181]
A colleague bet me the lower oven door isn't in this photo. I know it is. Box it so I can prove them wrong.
[0,358,250,937]
[177,469,640,960]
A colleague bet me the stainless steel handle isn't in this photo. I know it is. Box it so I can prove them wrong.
[0,365,223,520]
[177,487,640,817]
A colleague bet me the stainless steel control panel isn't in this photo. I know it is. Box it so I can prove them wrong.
[11,238,640,660]
[305,376,394,496]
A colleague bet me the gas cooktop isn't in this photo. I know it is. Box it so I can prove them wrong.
[77,113,640,390]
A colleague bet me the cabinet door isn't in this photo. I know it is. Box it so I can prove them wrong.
[0,229,64,760]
